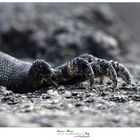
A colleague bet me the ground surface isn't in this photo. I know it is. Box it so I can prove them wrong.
[0,3,140,127]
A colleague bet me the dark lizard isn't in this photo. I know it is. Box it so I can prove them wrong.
[0,51,132,93]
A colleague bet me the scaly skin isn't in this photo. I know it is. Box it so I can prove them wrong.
[53,53,132,90]
[53,57,95,89]
[0,51,55,93]
[79,54,132,85]
[0,52,132,93]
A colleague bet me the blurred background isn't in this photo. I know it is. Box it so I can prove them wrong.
[0,3,139,66]
[111,3,140,42]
